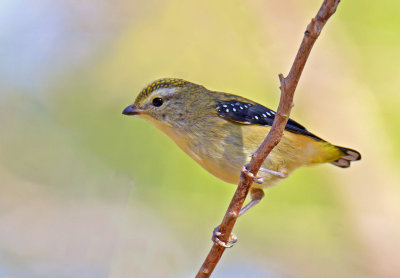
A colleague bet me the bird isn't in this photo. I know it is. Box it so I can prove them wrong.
[122,78,361,245]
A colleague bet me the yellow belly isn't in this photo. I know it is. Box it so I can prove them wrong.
[194,124,342,187]
[145,115,342,187]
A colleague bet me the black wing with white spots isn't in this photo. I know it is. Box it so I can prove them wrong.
[216,100,322,141]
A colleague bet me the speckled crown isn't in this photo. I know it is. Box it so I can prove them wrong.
[136,78,190,102]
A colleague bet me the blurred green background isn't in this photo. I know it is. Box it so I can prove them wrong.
[1,0,400,277]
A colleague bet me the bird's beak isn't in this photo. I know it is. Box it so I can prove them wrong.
[122,105,144,116]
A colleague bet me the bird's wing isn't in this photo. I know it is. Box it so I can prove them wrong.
[216,100,323,141]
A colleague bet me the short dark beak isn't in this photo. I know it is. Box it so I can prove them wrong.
[122,105,143,115]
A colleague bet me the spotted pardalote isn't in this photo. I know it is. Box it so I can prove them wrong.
[123,78,361,214]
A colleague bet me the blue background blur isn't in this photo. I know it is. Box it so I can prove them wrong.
[1,0,400,277]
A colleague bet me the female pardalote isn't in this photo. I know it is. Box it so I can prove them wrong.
[123,78,361,215]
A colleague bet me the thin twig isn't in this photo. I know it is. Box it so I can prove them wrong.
[195,0,341,277]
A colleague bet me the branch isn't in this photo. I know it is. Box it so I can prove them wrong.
[195,0,341,277]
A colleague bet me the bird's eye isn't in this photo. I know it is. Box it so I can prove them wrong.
[152,98,163,107]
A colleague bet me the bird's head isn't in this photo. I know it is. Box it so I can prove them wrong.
[123,78,209,129]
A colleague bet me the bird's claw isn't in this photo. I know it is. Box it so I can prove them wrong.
[241,165,264,184]
[212,226,238,248]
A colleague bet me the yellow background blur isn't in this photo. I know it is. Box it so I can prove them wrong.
[1,1,399,277]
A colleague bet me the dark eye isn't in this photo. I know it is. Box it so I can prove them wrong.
[152,98,163,107]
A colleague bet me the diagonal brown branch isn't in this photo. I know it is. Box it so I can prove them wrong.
[195,0,341,277]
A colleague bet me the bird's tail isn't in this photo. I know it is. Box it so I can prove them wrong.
[330,146,361,168]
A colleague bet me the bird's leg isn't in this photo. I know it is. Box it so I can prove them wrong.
[240,188,265,216]
[239,199,261,217]
[212,188,265,248]
[259,167,287,178]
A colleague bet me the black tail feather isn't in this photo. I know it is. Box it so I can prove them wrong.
[331,146,361,168]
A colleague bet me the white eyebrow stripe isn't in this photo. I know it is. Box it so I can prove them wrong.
[151,87,177,97]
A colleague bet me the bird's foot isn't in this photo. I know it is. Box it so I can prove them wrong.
[212,226,238,248]
[241,165,264,184]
